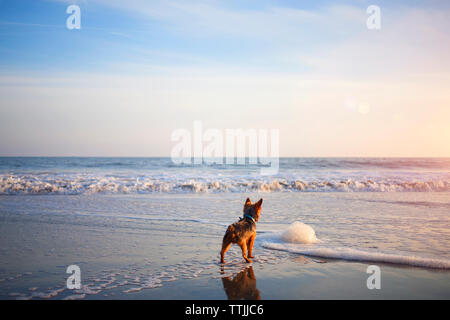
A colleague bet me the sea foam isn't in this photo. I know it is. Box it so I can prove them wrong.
[1,174,449,195]
[280,221,319,244]
[262,242,450,269]
[261,222,450,269]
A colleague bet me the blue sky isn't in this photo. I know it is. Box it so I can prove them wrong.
[0,0,363,74]
[0,0,449,156]
[2,0,446,75]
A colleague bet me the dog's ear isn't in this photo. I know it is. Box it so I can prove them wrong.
[254,199,263,221]
[243,198,252,212]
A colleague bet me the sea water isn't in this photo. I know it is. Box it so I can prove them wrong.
[0,158,449,299]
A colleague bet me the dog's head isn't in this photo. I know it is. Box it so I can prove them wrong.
[243,198,263,222]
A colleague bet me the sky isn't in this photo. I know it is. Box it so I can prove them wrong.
[0,0,449,157]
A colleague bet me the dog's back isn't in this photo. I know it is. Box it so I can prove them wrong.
[222,219,256,245]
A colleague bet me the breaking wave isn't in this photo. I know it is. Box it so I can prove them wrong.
[0,174,449,195]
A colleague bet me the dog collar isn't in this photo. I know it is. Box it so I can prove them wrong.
[243,214,256,224]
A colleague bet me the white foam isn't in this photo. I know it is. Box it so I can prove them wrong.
[1,173,449,194]
[77,285,102,295]
[63,294,86,300]
[262,242,450,269]
[123,287,143,293]
[31,287,65,299]
[280,221,319,244]
[260,222,450,269]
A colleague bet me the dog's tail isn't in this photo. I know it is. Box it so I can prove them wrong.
[223,225,235,243]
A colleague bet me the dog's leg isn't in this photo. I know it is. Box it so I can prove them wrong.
[247,235,255,258]
[220,240,232,264]
[239,242,252,263]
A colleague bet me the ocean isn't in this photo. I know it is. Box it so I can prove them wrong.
[0,157,449,299]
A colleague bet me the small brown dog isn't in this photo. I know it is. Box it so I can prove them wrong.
[220,198,263,263]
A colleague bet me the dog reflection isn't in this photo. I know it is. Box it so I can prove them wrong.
[221,266,261,300]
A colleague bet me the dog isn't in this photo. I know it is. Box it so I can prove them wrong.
[220,198,263,263]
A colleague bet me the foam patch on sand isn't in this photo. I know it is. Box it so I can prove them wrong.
[262,242,450,269]
[280,221,319,244]
[260,221,450,269]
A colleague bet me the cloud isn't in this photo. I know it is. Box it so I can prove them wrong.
[90,0,363,40]
[296,6,450,78]
[70,0,450,81]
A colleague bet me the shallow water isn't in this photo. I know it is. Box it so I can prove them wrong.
[0,192,449,299]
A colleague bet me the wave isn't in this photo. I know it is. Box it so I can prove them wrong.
[262,242,450,269]
[0,174,449,194]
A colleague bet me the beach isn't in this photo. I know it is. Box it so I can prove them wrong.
[0,158,449,299]
[1,0,450,303]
